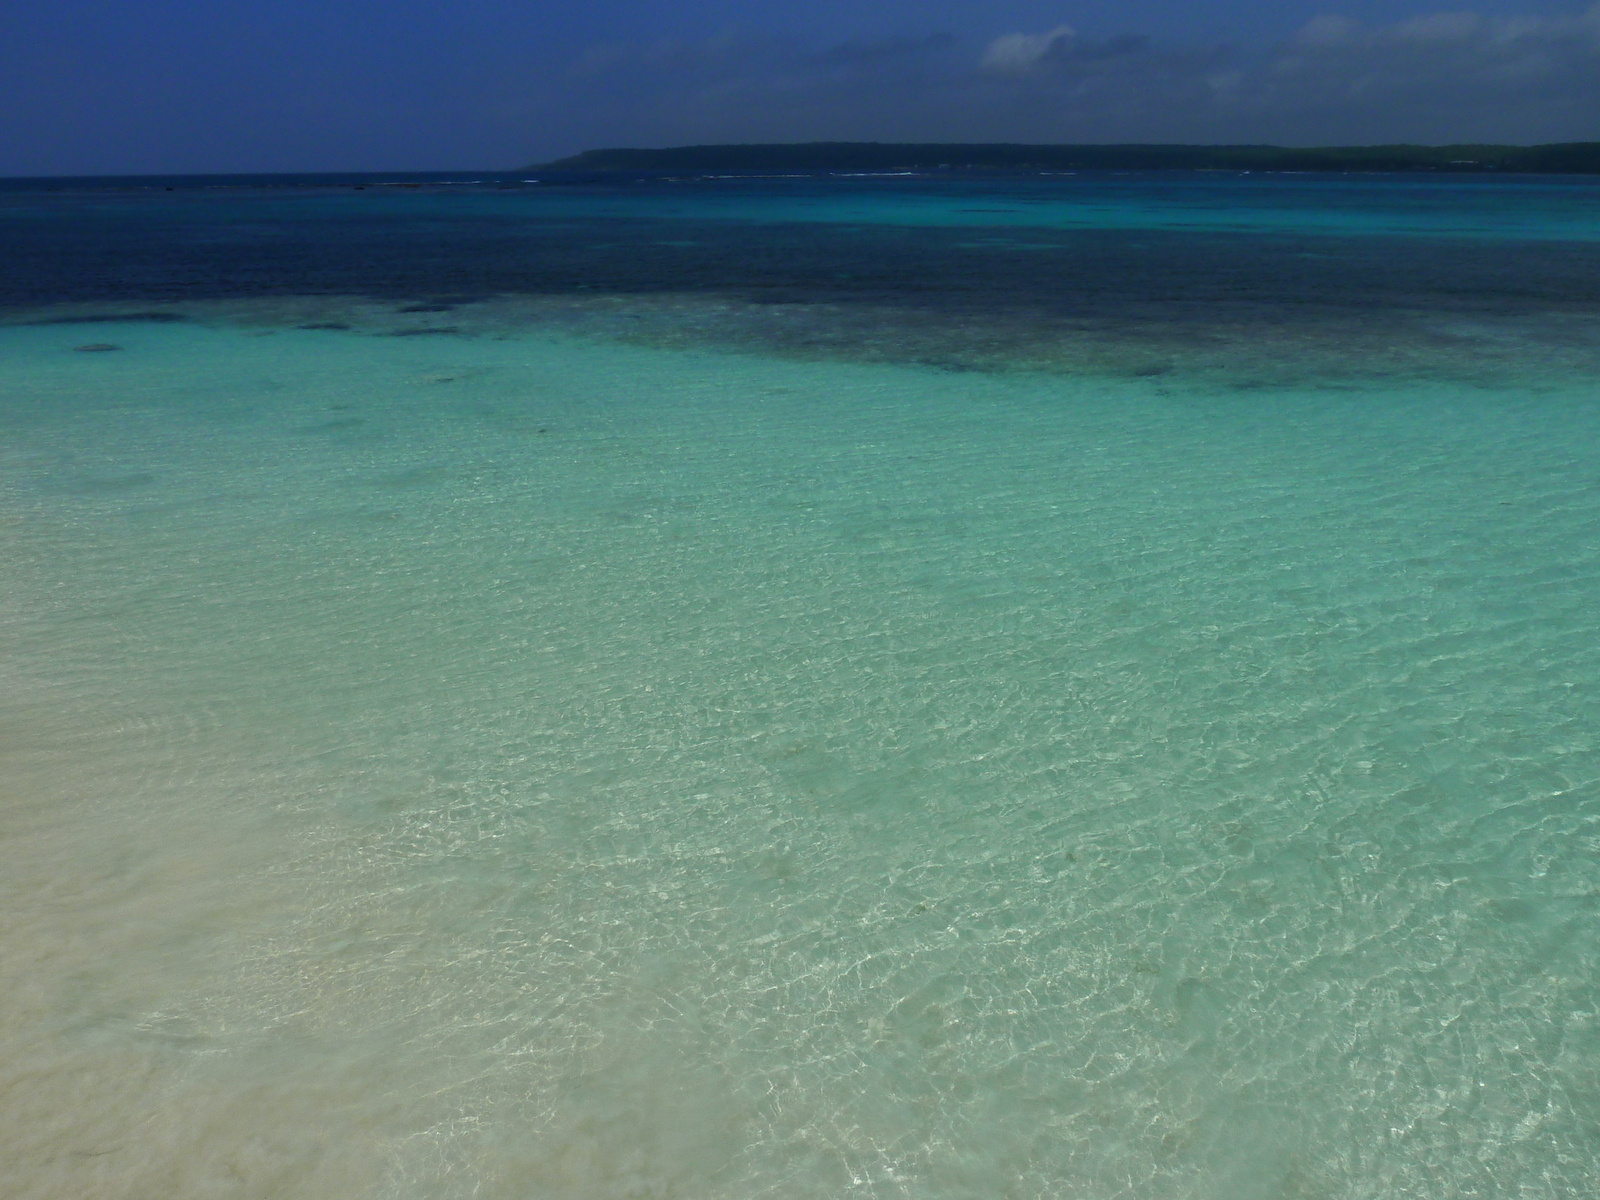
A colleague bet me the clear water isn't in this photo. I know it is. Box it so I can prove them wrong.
[3,173,1599,1199]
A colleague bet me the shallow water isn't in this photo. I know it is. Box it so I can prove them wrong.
[3,173,1599,1199]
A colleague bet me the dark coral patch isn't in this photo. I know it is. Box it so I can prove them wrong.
[34,312,184,325]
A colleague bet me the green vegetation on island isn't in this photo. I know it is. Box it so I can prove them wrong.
[539,141,1600,174]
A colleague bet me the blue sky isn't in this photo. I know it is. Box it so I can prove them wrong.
[4,0,1598,174]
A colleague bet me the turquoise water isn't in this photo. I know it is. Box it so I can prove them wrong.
[3,175,1600,1198]
[439,174,1600,240]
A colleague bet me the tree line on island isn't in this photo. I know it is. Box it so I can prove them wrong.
[538,142,1600,174]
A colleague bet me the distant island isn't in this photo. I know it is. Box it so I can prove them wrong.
[539,142,1600,174]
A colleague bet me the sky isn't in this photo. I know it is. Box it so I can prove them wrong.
[3,0,1598,175]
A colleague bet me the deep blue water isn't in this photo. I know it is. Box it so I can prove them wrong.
[6,171,1600,315]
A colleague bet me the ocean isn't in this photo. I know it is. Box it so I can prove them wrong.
[2,169,1599,1199]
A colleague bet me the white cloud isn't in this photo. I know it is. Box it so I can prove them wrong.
[979,26,1075,75]
[1292,16,1360,48]
[1391,12,1483,42]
